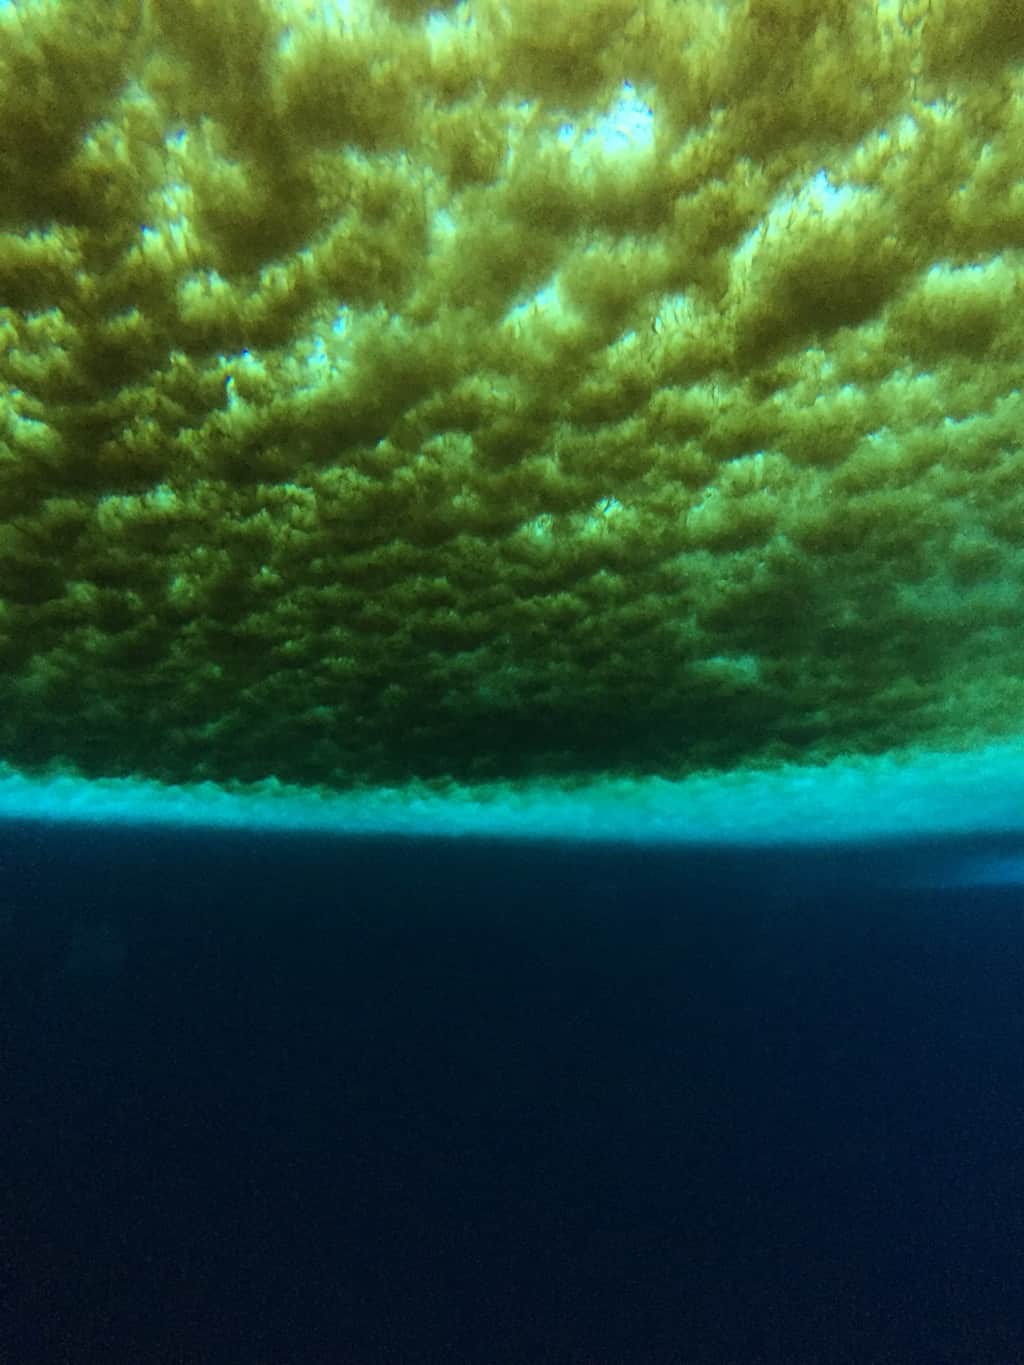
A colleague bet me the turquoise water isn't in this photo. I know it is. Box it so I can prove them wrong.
[4,740,1024,860]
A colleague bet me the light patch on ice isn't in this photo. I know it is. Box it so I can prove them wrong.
[557,83,655,158]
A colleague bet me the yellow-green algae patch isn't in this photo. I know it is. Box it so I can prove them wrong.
[2,0,1024,792]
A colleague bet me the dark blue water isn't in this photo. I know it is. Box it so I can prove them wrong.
[3,823,1023,1363]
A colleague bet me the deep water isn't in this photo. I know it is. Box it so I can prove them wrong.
[3,822,1024,1364]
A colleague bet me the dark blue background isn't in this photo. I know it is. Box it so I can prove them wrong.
[2,823,1023,1363]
